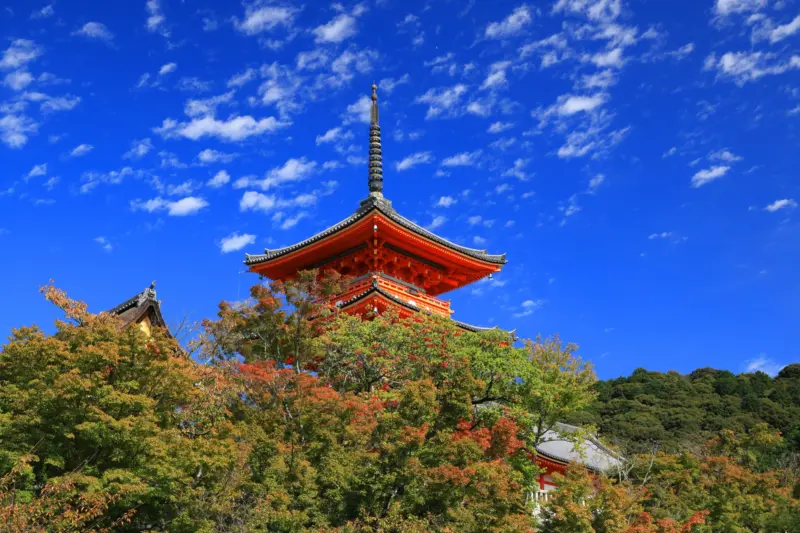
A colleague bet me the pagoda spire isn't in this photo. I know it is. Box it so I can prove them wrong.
[368,83,383,197]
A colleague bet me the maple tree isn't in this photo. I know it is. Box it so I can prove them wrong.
[1,275,797,532]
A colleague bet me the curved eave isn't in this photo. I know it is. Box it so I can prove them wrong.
[453,320,517,337]
[244,196,507,268]
[336,281,424,314]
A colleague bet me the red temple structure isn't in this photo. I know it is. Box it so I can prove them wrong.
[243,84,619,511]
[244,84,507,332]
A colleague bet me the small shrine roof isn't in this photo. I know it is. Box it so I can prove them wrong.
[244,194,507,267]
[535,422,622,473]
[107,282,167,329]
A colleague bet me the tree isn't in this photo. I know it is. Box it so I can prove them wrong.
[0,284,247,532]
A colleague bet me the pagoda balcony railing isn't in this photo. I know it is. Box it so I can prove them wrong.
[338,273,452,316]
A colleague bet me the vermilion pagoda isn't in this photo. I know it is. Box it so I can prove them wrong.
[241,84,620,509]
[244,84,507,331]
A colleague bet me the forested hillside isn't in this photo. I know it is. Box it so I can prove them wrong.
[571,365,800,453]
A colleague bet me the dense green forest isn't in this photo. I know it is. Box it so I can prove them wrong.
[570,365,800,454]
[0,278,798,532]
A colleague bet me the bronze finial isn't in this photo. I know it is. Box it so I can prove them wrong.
[368,83,383,196]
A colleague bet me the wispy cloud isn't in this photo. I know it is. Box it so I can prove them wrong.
[131,196,209,216]
[745,354,785,377]
[72,22,114,42]
[396,151,433,171]
[691,165,729,188]
[765,199,797,212]
[219,232,256,253]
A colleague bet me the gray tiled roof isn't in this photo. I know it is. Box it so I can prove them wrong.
[535,422,622,473]
[107,282,167,330]
[244,195,507,266]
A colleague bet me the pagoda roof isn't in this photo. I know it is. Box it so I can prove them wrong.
[244,195,507,268]
[107,282,167,330]
[452,320,516,338]
[335,276,513,335]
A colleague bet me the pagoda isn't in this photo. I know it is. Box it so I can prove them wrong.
[242,84,621,510]
[244,84,507,330]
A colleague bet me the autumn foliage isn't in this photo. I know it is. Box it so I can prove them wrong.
[0,274,797,531]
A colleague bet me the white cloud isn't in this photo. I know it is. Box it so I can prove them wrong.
[4,70,34,91]
[278,212,307,230]
[235,5,295,35]
[485,5,532,39]
[220,232,256,253]
[0,40,42,71]
[426,215,447,230]
[31,4,55,19]
[26,163,47,179]
[436,196,457,207]
[159,62,177,76]
[378,74,410,94]
[29,93,81,113]
[488,121,514,134]
[441,150,481,167]
[165,180,197,196]
[146,0,168,36]
[316,127,352,144]
[715,0,766,17]
[708,51,800,85]
[503,158,529,180]
[513,299,546,318]
[415,84,468,119]
[207,170,231,188]
[198,148,235,164]
[765,198,797,212]
[260,158,317,190]
[691,166,730,187]
[70,143,94,157]
[313,14,357,43]
[745,354,785,376]
[154,114,288,142]
[131,196,209,216]
[94,236,113,252]
[580,69,619,89]
[184,91,235,118]
[43,176,59,191]
[649,231,674,240]
[240,190,317,216]
[73,22,114,42]
[557,93,608,115]
[662,146,677,158]
[342,95,372,124]
[588,173,605,192]
[709,149,742,162]
[227,68,256,88]
[123,138,153,159]
[588,47,624,68]
[396,151,433,171]
[770,15,800,43]
[481,60,512,90]
[240,191,276,212]
[80,167,140,193]
[553,0,621,21]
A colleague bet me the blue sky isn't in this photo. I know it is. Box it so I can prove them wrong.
[1,0,798,379]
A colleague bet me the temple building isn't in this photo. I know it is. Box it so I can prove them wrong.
[107,282,169,337]
[243,84,620,508]
[244,84,507,332]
